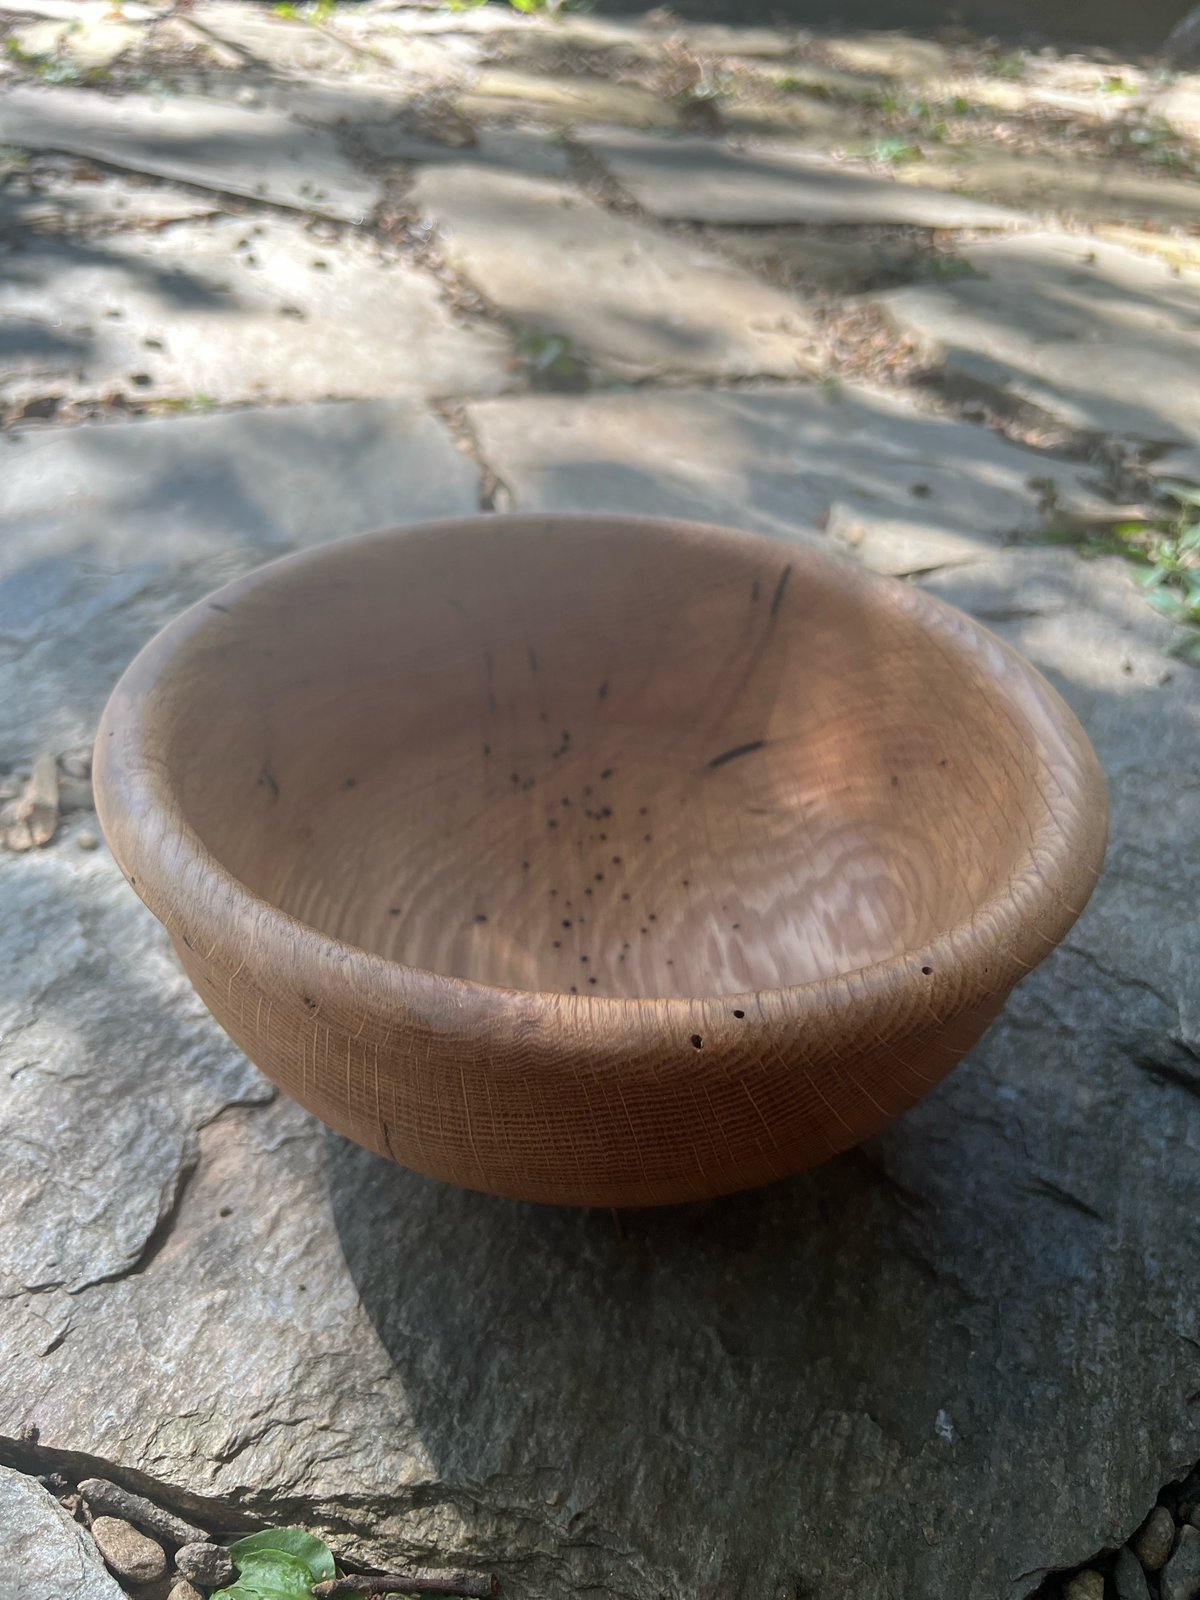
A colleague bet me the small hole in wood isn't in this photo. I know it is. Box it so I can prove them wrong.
[691,1034,703,1049]
[922,965,933,975]
[733,1009,745,1019]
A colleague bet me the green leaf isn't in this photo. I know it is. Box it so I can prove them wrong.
[212,1550,315,1600]
[1160,481,1200,508]
[230,1530,337,1583]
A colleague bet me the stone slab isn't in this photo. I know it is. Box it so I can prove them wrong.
[466,384,1103,575]
[462,69,677,131]
[893,147,1200,230]
[0,211,511,407]
[0,172,219,235]
[0,84,382,221]
[410,166,819,380]
[9,15,143,71]
[0,522,1196,1600]
[0,400,479,761]
[878,231,1200,452]
[356,122,569,179]
[579,130,1024,227]
[0,1467,126,1600]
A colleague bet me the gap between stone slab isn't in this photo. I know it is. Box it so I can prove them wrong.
[2,1436,1200,1597]
[432,399,509,512]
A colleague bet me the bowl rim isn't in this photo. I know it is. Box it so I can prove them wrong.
[94,513,1109,1024]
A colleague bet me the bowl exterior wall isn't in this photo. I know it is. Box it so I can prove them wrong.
[171,931,1007,1206]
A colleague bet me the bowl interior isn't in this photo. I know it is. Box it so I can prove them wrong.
[155,518,1047,999]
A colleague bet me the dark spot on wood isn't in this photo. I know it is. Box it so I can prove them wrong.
[613,856,622,865]
[598,681,608,700]
[648,913,656,921]
[553,939,562,948]
[548,818,558,828]
[682,878,689,887]
[691,1034,703,1049]
[588,976,597,985]
[562,919,572,929]
[475,913,488,923]
[732,922,740,930]
[258,765,280,799]
[511,772,520,785]
[621,892,631,901]
[770,562,793,619]
[594,873,604,883]
[483,744,491,757]
[644,834,652,843]
[733,1008,745,1019]
[344,776,357,788]
[890,774,900,787]
[209,602,232,614]
[528,646,540,673]
[707,739,766,771]
[939,758,948,768]
[639,806,649,817]
[302,995,317,1011]
[448,597,468,618]
[182,934,194,950]
[570,984,578,994]
[390,907,401,915]
[580,954,589,963]
[601,767,614,780]
[922,965,934,975]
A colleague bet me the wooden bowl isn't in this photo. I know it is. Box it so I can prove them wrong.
[95,515,1107,1207]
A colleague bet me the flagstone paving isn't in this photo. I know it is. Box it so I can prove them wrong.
[1,9,1198,1600]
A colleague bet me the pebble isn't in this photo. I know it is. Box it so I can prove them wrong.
[57,774,94,812]
[77,831,99,851]
[1134,1505,1177,1572]
[1162,1525,1200,1600]
[1115,1543,1152,1600]
[90,1515,167,1583]
[60,748,93,780]
[1064,1571,1105,1600]
[175,1542,236,1586]
[168,1583,204,1600]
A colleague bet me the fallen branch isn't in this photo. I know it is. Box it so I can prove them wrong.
[313,1575,497,1599]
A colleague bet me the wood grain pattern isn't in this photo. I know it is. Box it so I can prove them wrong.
[94,515,1108,1206]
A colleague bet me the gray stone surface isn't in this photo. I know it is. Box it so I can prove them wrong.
[0,1466,126,1600]
[878,232,1200,454]
[579,130,1024,227]
[410,166,819,380]
[0,211,511,408]
[2,404,1198,1600]
[356,123,570,181]
[0,85,382,221]
[0,400,479,760]
[467,383,1104,574]
[0,173,219,236]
